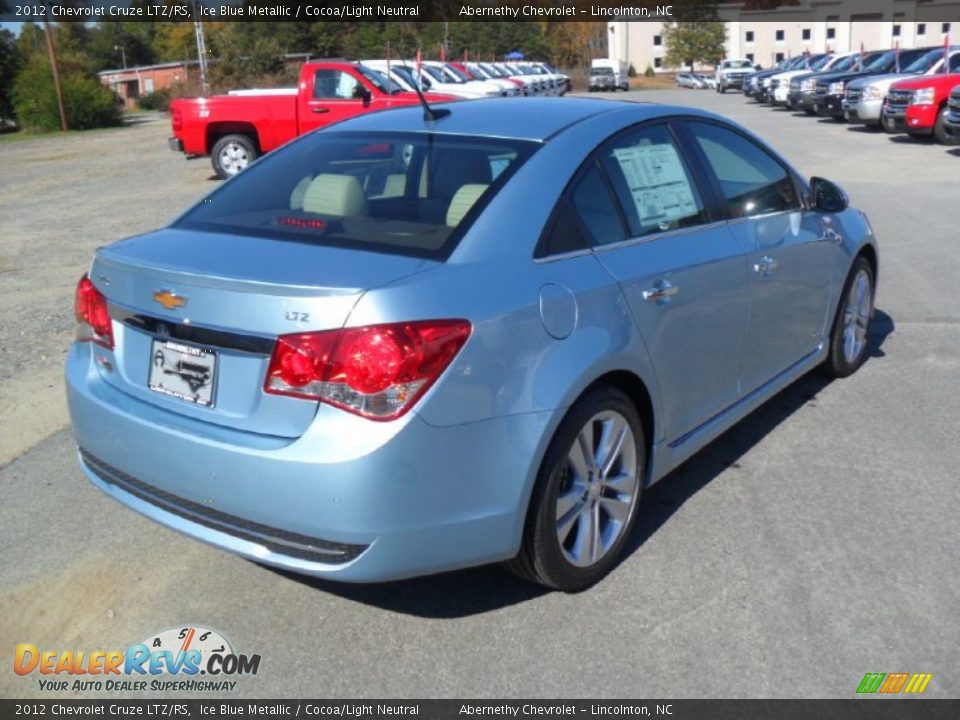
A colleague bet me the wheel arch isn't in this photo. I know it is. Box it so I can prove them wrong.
[580,370,656,485]
[206,122,260,154]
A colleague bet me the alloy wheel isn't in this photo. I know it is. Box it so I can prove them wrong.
[555,411,639,568]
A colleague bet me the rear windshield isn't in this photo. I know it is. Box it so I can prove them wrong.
[591,67,614,75]
[175,132,540,260]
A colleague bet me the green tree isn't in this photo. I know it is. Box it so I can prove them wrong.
[662,1,726,71]
[0,28,23,121]
[12,47,121,132]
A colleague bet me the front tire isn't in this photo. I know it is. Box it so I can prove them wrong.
[506,387,645,591]
[934,106,960,145]
[211,134,258,180]
[823,256,875,378]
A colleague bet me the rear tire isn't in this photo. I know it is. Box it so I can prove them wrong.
[506,387,645,591]
[211,134,258,180]
[822,256,875,378]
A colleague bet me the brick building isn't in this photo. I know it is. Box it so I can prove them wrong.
[98,61,201,109]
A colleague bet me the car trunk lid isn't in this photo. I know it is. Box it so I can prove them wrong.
[90,228,429,438]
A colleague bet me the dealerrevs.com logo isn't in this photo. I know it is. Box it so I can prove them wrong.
[14,625,261,692]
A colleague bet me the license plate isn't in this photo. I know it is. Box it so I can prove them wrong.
[149,339,217,407]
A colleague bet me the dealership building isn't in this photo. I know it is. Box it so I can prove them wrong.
[607,0,960,72]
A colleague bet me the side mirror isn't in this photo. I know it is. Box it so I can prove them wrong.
[352,85,372,106]
[810,176,848,213]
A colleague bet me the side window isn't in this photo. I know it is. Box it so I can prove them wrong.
[538,201,590,257]
[314,70,360,100]
[687,121,800,218]
[951,54,960,73]
[597,124,708,238]
[569,165,626,248]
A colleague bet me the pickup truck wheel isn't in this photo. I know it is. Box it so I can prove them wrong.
[934,107,960,145]
[212,134,257,180]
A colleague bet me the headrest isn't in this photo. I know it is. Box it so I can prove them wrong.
[446,184,489,227]
[301,174,367,216]
[431,150,493,200]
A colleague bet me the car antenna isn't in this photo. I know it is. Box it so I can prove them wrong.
[398,51,451,122]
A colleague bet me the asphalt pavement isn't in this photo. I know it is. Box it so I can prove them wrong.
[1,91,958,699]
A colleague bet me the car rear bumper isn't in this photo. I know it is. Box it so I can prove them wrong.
[66,343,549,582]
[167,137,184,153]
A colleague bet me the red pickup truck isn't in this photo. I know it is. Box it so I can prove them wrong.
[169,61,457,179]
[881,68,960,144]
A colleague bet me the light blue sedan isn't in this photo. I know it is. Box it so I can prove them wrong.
[67,98,878,591]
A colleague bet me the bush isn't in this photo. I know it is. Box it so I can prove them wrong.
[628,63,637,78]
[12,54,122,132]
[644,65,655,78]
[137,89,172,112]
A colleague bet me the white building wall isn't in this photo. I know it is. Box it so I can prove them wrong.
[606,0,959,73]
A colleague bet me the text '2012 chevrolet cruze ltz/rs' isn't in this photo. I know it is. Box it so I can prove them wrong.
[67,98,879,591]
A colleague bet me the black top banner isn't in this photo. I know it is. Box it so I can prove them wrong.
[2,700,960,720]
[3,1,960,24]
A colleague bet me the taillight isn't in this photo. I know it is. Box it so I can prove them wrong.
[264,320,471,420]
[171,107,182,132]
[74,275,114,349]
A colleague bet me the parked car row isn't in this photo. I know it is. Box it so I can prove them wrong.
[170,59,570,179]
[675,72,717,89]
[730,46,960,146]
[368,59,570,99]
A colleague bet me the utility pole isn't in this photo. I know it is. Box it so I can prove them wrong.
[42,11,68,131]
[192,0,210,95]
[114,44,127,69]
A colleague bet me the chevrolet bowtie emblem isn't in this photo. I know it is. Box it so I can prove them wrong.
[153,290,187,310]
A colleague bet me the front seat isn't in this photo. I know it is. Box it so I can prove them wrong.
[422,149,492,224]
[301,174,368,217]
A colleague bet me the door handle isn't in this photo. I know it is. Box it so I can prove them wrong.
[753,256,779,274]
[642,280,680,302]
[311,107,330,114]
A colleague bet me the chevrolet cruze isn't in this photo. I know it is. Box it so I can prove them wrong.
[67,98,878,591]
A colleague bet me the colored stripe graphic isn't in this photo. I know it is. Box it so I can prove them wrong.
[903,673,933,694]
[857,672,932,694]
[879,672,909,693]
[857,673,886,694]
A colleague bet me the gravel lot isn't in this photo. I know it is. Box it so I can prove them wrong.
[1,93,958,699]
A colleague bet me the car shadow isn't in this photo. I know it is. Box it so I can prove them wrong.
[846,124,882,133]
[622,308,893,562]
[265,309,894,618]
[887,134,934,144]
[948,148,960,157]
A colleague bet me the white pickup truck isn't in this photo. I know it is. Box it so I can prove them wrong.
[716,59,755,93]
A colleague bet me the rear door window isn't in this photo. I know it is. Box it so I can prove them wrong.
[597,124,709,238]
